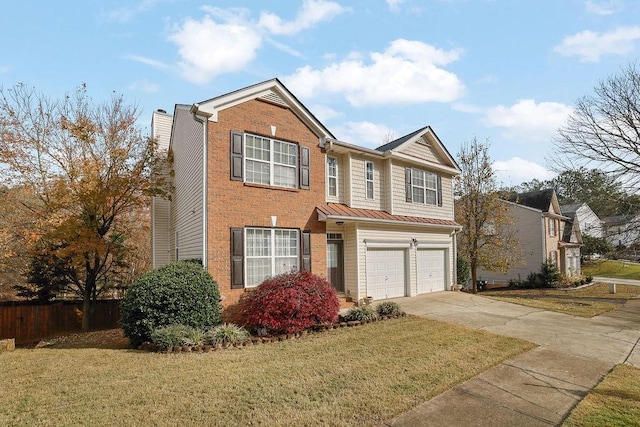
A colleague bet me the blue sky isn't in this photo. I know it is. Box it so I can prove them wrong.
[1,0,639,186]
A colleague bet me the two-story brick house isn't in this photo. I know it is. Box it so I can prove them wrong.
[151,79,461,319]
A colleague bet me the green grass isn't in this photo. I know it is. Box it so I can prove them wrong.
[583,260,640,280]
[0,316,534,426]
[483,282,640,317]
[563,364,640,427]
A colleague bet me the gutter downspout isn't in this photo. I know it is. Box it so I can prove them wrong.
[191,104,208,268]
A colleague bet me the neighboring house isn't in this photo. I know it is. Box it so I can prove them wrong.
[150,79,462,320]
[476,189,581,283]
[560,203,603,239]
[602,214,640,248]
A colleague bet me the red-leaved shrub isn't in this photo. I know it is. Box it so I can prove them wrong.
[243,271,340,335]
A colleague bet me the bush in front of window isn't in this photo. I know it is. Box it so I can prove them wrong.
[120,261,223,347]
[243,271,340,335]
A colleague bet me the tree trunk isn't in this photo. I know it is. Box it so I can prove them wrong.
[81,270,97,331]
[471,262,478,294]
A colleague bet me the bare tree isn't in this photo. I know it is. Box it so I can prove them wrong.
[553,63,640,198]
[455,137,521,293]
[553,62,640,247]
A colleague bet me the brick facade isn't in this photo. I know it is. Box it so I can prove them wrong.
[204,99,327,321]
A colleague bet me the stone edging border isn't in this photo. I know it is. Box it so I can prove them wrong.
[140,313,407,354]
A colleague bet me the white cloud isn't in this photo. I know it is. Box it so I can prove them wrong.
[126,55,173,71]
[386,0,405,12]
[168,13,262,84]
[0,65,8,74]
[482,99,573,142]
[258,0,350,35]
[331,121,396,148]
[554,26,640,62]
[128,80,160,93]
[493,157,556,187]
[585,0,622,15]
[308,104,341,123]
[104,0,172,23]
[283,39,465,107]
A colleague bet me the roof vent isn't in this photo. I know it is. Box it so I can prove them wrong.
[260,91,288,107]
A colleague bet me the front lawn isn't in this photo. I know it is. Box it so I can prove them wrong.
[0,316,533,426]
[582,259,640,280]
[483,283,640,317]
[563,364,640,427]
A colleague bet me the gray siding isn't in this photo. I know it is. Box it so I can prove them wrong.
[151,111,173,268]
[170,106,204,262]
[477,204,544,283]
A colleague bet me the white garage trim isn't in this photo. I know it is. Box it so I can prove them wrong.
[364,239,411,248]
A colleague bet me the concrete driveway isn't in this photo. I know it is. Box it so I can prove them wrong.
[386,291,640,426]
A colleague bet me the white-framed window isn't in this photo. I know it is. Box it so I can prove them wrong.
[365,161,374,199]
[411,168,437,205]
[245,134,297,188]
[549,250,558,265]
[327,157,337,197]
[245,228,299,287]
[548,218,557,237]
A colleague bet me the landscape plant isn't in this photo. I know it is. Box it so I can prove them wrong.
[375,301,405,317]
[343,305,379,322]
[243,270,340,335]
[120,261,222,346]
[205,323,250,345]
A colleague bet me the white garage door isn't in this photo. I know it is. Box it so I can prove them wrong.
[366,249,406,300]
[417,249,446,293]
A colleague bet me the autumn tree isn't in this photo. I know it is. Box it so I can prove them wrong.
[0,83,168,329]
[455,138,520,293]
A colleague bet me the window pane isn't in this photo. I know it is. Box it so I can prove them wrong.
[246,229,271,256]
[329,177,337,196]
[246,136,270,161]
[328,157,337,176]
[425,172,437,189]
[246,160,270,185]
[366,162,374,180]
[246,258,271,287]
[274,141,297,166]
[367,181,374,199]
[425,189,437,205]
[275,257,297,275]
[273,164,296,188]
[412,170,424,187]
[413,187,424,203]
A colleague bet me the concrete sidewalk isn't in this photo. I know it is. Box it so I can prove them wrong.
[386,292,640,426]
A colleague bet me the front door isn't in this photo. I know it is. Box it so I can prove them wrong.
[327,239,344,293]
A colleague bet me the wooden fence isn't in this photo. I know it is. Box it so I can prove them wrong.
[0,300,121,344]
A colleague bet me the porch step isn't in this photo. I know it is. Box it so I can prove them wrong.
[339,297,356,310]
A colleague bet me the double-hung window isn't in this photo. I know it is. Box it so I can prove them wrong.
[327,157,337,197]
[245,228,299,287]
[365,161,374,199]
[245,134,297,189]
[411,168,437,205]
[548,218,557,237]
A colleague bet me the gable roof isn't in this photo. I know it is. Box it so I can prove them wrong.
[560,203,582,216]
[193,78,335,140]
[508,189,555,212]
[375,126,460,172]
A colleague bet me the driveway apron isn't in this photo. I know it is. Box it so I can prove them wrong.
[386,292,640,427]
